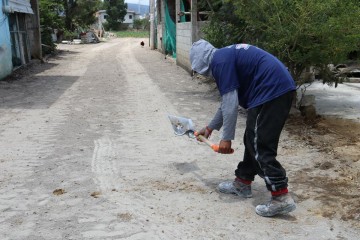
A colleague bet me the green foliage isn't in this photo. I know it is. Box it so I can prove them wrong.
[39,0,64,54]
[72,0,101,28]
[62,29,78,40]
[103,0,128,31]
[201,1,246,48]
[202,0,360,85]
[41,27,56,55]
[133,18,150,30]
[104,23,128,31]
[102,21,110,31]
[64,0,102,31]
[39,0,64,29]
[141,18,150,31]
[40,0,102,33]
[115,30,149,38]
[133,19,142,30]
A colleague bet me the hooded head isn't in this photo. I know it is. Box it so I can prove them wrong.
[190,39,217,76]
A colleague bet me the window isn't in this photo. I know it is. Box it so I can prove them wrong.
[129,15,132,19]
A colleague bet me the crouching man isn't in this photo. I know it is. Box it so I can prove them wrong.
[190,39,296,217]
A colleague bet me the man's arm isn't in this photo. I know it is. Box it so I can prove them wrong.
[208,107,223,131]
[198,89,238,154]
[207,89,238,138]
[220,89,239,140]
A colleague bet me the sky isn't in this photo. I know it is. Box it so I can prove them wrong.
[125,0,149,5]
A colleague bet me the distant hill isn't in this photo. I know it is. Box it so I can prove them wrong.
[127,3,149,15]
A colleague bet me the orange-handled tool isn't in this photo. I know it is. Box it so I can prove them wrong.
[168,115,234,154]
[195,132,234,154]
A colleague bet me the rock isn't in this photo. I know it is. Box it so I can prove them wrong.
[289,106,301,117]
[299,105,317,120]
[336,66,360,78]
[53,189,65,195]
[299,95,316,107]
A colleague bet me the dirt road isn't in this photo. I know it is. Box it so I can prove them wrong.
[0,38,359,239]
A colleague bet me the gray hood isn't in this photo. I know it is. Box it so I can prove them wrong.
[190,39,217,76]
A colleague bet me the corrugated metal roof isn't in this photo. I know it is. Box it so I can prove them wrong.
[8,0,34,14]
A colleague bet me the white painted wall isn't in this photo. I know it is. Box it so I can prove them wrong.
[123,11,136,24]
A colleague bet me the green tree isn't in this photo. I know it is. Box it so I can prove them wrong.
[73,0,101,28]
[133,19,142,30]
[64,0,101,31]
[103,0,128,31]
[40,0,64,29]
[201,1,245,48]
[39,0,64,53]
[141,18,150,31]
[133,18,150,30]
[202,0,360,85]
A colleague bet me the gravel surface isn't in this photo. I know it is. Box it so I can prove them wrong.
[0,38,358,239]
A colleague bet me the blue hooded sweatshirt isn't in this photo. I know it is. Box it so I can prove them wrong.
[190,40,296,109]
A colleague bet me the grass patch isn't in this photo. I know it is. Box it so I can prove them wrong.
[115,30,149,38]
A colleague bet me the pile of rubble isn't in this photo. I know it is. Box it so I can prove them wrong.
[61,31,100,45]
[329,63,360,82]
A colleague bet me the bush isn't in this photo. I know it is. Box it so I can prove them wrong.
[41,27,56,55]
[203,0,360,85]
[63,30,78,40]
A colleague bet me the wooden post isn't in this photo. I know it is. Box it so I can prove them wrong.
[150,0,155,50]
[191,0,197,44]
[30,0,42,60]
[161,0,166,54]
[176,0,180,23]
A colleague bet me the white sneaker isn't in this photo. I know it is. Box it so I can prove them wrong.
[255,193,296,217]
[217,180,252,198]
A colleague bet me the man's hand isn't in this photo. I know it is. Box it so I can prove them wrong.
[218,140,232,154]
[196,126,212,141]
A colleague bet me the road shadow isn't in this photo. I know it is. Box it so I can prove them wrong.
[0,75,78,109]
[0,50,81,109]
[50,49,80,61]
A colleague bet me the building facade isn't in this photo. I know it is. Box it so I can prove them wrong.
[151,0,206,72]
[0,0,41,80]
[95,9,142,30]
[0,0,13,79]
[123,10,143,29]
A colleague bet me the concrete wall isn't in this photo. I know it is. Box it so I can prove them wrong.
[176,22,192,72]
[0,6,13,80]
[97,11,107,23]
[152,0,207,72]
[176,21,208,73]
